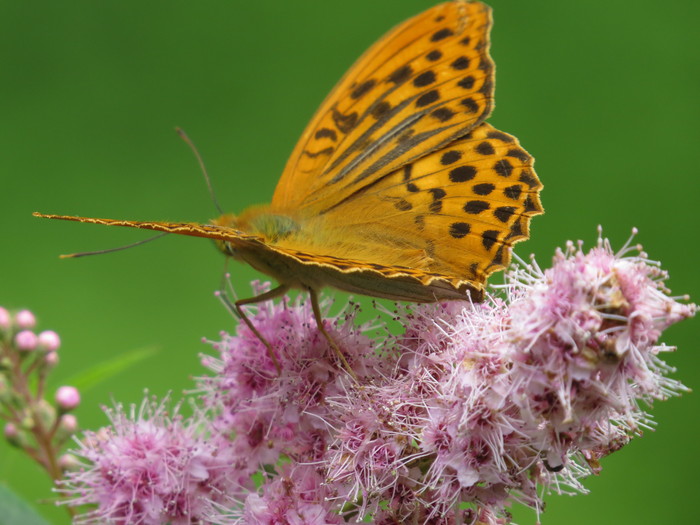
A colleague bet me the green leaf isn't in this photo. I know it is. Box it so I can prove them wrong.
[0,483,51,525]
[62,346,159,392]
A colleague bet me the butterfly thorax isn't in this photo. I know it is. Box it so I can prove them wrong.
[214,207,299,242]
[211,206,308,269]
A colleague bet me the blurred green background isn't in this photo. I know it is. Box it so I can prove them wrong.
[1,1,698,523]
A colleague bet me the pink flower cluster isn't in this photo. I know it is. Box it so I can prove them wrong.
[61,233,695,524]
[60,397,249,524]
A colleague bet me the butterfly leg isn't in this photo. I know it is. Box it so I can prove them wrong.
[307,287,358,381]
[235,285,290,373]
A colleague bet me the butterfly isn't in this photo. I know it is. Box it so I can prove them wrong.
[35,1,543,374]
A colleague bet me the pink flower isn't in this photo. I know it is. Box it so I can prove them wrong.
[241,464,342,525]
[504,233,694,469]
[59,396,249,525]
[198,282,382,472]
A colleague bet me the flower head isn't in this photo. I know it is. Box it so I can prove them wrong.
[198,282,383,471]
[60,395,247,525]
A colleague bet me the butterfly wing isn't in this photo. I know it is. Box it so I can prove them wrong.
[273,122,542,291]
[271,1,494,214]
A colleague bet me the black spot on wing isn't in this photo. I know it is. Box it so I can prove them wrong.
[449,165,476,182]
[431,28,454,42]
[487,131,514,143]
[449,222,471,238]
[506,148,530,162]
[371,100,392,119]
[426,50,442,61]
[416,90,440,108]
[414,71,436,87]
[519,170,540,188]
[451,56,470,70]
[458,76,476,90]
[304,147,334,159]
[461,98,480,113]
[431,108,455,122]
[394,199,413,211]
[315,128,337,141]
[473,183,495,195]
[476,141,495,155]
[482,230,499,250]
[464,200,490,214]
[503,185,522,200]
[494,206,516,223]
[332,108,358,134]
[494,159,514,177]
[428,188,446,213]
[440,150,462,165]
[350,79,376,100]
[388,65,413,84]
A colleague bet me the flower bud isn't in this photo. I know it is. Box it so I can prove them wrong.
[4,422,18,440]
[58,453,81,472]
[0,307,10,331]
[55,386,80,411]
[14,330,38,351]
[59,413,78,433]
[56,414,79,442]
[37,330,60,352]
[35,399,57,430]
[4,422,24,448]
[43,351,59,368]
[15,310,36,330]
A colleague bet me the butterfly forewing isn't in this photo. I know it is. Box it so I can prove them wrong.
[271,1,494,214]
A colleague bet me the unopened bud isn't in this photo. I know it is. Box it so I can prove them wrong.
[43,351,59,368]
[4,423,23,447]
[15,310,36,330]
[56,414,78,442]
[35,399,57,430]
[55,386,80,411]
[37,330,60,352]
[0,307,10,331]
[58,453,81,471]
[14,330,38,351]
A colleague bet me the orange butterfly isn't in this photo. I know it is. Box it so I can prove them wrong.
[35,1,543,372]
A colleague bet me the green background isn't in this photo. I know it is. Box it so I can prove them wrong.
[1,1,698,523]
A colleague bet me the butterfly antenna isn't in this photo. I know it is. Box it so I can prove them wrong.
[175,127,224,216]
[59,232,170,258]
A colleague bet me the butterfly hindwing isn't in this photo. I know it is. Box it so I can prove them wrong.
[296,122,542,285]
[271,1,494,214]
